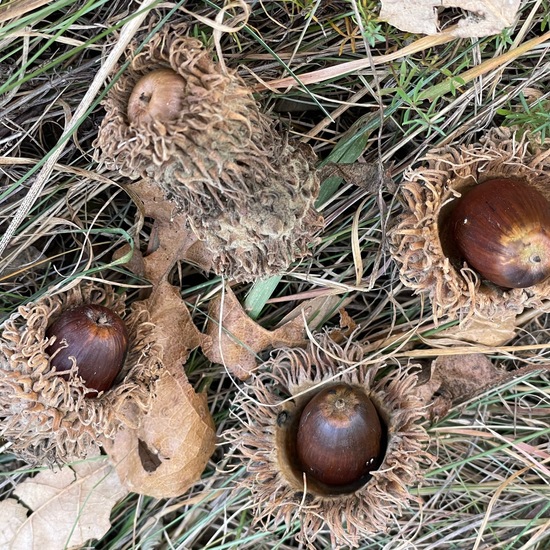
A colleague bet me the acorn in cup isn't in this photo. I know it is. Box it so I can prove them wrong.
[448,178,550,288]
[229,334,428,547]
[45,304,129,393]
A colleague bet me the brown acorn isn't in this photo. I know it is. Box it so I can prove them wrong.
[449,178,550,288]
[296,384,383,488]
[45,304,129,393]
[127,68,186,126]
[389,128,550,329]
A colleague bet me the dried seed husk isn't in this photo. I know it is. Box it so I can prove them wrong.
[0,283,160,464]
[94,24,323,282]
[227,333,429,548]
[388,128,550,337]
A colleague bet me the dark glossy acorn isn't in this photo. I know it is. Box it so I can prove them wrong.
[296,384,383,487]
[127,68,186,126]
[449,178,550,288]
[45,304,129,393]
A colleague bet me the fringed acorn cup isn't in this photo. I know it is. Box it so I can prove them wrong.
[389,128,550,344]
[227,334,429,548]
[94,24,323,282]
[0,283,160,464]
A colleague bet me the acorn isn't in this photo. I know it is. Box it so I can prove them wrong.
[0,283,160,464]
[449,178,550,288]
[45,304,129,393]
[389,128,550,327]
[127,68,186,126]
[296,384,382,488]
[229,334,428,547]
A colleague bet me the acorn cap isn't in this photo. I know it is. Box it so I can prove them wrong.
[0,283,161,464]
[94,24,323,282]
[388,127,550,328]
[227,334,428,547]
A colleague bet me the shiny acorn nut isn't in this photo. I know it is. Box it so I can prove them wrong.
[449,178,550,288]
[296,384,383,488]
[127,68,186,126]
[45,304,129,393]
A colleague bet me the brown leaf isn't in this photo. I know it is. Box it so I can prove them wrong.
[0,456,127,550]
[379,0,521,37]
[112,243,146,277]
[432,353,504,401]
[123,179,212,284]
[103,280,215,498]
[275,293,355,331]
[203,286,307,379]
[329,308,359,343]
[103,368,215,498]
[147,279,204,368]
[416,353,505,420]
[441,315,517,346]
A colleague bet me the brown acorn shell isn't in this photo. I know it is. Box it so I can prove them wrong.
[227,333,428,548]
[94,24,323,282]
[0,283,161,464]
[388,127,550,330]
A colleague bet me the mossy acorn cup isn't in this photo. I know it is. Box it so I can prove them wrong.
[229,334,428,548]
[0,283,160,464]
[94,24,323,282]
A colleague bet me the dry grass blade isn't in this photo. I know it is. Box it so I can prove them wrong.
[255,27,459,90]
[0,0,52,23]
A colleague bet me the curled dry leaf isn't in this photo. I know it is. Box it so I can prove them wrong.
[146,280,204,368]
[319,161,394,194]
[275,293,355,331]
[103,367,215,498]
[0,455,127,550]
[440,315,518,346]
[103,280,216,498]
[431,353,505,401]
[379,0,521,38]
[203,286,307,380]
[417,352,550,421]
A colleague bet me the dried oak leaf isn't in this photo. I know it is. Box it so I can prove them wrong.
[275,293,355,331]
[319,161,394,194]
[0,455,127,550]
[103,367,215,498]
[203,286,307,380]
[379,0,521,37]
[118,178,212,285]
[103,280,215,498]
[416,353,505,419]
